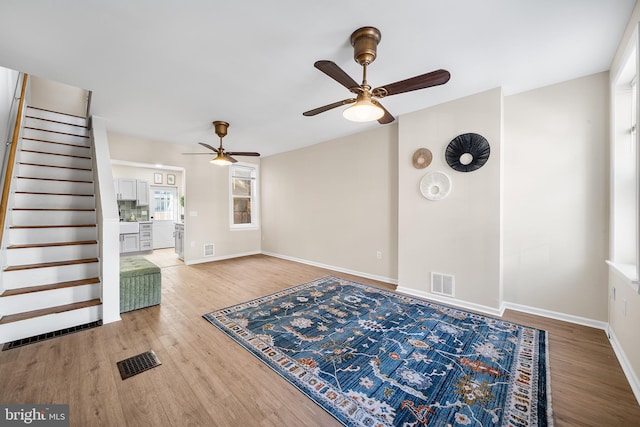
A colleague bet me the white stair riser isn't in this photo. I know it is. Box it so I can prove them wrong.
[17,164,93,181]
[3,262,99,288]
[6,244,98,265]
[11,210,96,226]
[26,107,87,127]
[8,227,97,245]
[23,117,89,137]
[14,193,95,209]
[0,305,101,344]
[19,151,92,169]
[0,283,100,316]
[15,178,94,195]
[21,138,92,157]
[22,128,90,147]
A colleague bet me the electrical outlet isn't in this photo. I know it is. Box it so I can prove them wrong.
[376,251,382,259]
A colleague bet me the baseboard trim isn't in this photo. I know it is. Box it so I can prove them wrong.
[395,286,504,317]
[502,301,608,331]
[608,327,640,405]
[261,251,398,286]
[185,250,262,266]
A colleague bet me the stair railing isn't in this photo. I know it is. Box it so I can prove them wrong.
[0,73,28,249]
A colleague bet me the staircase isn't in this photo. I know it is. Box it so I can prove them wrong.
[0,106,102,344]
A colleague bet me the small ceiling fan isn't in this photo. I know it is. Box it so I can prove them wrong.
[182,121,260,165]
[303,26,450,124]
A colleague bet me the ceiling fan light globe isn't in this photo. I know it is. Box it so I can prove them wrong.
[342,100,384,122]
[210,154,232,166]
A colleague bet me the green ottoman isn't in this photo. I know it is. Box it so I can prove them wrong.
[119,256,161,313]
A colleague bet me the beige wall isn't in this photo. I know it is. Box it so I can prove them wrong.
[30,75,88,117]
[261,125,398,282]
[503,72,610,321]
[108,133,261,263]
[397,88,503,310]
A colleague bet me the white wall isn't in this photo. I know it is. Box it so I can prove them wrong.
[108,133,261,263]
[397,88,503,311]
[261,125,398,282]
[29,75,88,117]
[0,67,20,182]
[503,73,609,321]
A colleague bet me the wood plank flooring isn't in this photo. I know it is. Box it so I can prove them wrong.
[0,251,638,426]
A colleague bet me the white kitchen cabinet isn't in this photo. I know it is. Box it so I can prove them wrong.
[115,178,137,201]
[139,221,153,251]
[136,180,149,206]
[120,233,140,253]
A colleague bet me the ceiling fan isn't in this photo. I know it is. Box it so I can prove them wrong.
[303,26,450,124]
[182,121,260,165]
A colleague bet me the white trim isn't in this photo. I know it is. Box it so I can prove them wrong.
[261,251,398,286]
[608,326,640,405]
[396,286,504,317]
[185,250,262,266]
[502,301,608,330]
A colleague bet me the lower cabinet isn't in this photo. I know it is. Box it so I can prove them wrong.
[174,223,184,260]
[120,233,140,253]
[139,221,153,251]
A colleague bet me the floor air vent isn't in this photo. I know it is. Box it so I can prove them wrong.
[2,320,102,351]
[117,350,162,380]
[431,272,455,297]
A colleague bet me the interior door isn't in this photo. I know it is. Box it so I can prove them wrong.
[150,186,178,249]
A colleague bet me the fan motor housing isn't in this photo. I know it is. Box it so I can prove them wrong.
[351,26,381,66]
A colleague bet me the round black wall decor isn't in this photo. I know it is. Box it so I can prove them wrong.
[445,133,490,172]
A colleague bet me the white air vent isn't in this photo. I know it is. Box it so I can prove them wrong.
[204,243,215,257]
[431,272,455,297]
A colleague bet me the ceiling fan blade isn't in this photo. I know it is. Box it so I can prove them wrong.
[371,100,395,124]
[303,98,356,117]
[198,142,220,153]
[227,155,238,163]
[373,69,450,97]
[182,152,214,155]
[227,151,261,157]
[314,60,360,92]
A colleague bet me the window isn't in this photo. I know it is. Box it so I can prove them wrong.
[610,39,639,285]
[230,163,259,229]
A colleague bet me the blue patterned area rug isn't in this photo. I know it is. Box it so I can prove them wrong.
[203,276,553,427]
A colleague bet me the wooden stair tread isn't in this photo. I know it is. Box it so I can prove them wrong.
[10,224,96,229]
[0,299,101,325]
[27,105,87,120]
[20,148,91,160]
[0,278,100,297]
[12,207,95,211]
[18,162,91,171]
[25,115,88,129]
[15,191,94,196]
[7,240,97,249]
[4,258,99,272]
[22,137,91,150]
[23,126,89,139]
[17,175,93,184]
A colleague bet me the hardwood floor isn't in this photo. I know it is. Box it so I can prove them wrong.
[1,252,638,426]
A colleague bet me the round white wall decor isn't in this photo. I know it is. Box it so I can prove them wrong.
[420,171,452,201]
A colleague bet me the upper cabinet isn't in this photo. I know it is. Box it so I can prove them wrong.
[136,180,149,206]
[115,178,136,201]
[114,178,149,205]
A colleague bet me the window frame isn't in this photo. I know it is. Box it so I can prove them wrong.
[229,162,259,230]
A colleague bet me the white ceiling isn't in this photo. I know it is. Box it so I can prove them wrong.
[0,1,635,157]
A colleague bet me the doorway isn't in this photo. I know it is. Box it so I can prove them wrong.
[150,186,178,249]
